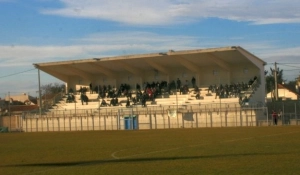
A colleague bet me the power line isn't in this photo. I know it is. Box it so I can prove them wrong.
[279,64,300,69]
[283,69,300,72]
[0,68,36,79]
[277,63,300,64]
[266,62,300,65]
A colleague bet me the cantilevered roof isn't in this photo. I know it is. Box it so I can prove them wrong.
[33,46,266,82]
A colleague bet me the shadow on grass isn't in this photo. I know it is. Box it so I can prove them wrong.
[1,152,287,168]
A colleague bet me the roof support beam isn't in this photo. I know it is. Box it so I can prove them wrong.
[36,66,69,82]
[87,63,117,79]
[206,53,230,71]
[174,56,201,73]
[115,61,144,76]
[144,59,169,75]
[65,65,93,81]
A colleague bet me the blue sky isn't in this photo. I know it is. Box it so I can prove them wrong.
[1,0,300,98]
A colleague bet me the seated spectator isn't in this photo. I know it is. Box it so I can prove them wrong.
[194,86,200,93]
[127,90,132,99]
[110,98,115,106]
[66,94,75,103]
[146,87,153,100]
[94,86,99,94]
[136,90,142,102]
[208,85,213,93]
[80,94,88,105]
[151,87,157,100]
[195,92,200,99]
[89,83,93,94]
[242,96,249,105]
[215,88,220,99]
[176,78,181,89]
[69,88,74,94]
[220,89,225,98]
[136,83,141,90]
[141,93,147,107]
[132,97,137,105]
[100,99,108,107]
[126,98,131,107]
[179,85,183,94]
[247,79,253,88]
[182,85,189,94]
[191,77,196,88]
[253,76,257,81]
[115,97,119,105]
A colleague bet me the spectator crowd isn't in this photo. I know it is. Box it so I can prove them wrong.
[65,75,258,107]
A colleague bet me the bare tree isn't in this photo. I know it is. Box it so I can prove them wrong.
[41,83,65,98]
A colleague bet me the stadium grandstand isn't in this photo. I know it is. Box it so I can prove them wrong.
[4,46,270,132]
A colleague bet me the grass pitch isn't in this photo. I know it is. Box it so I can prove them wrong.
[1,126,300,175]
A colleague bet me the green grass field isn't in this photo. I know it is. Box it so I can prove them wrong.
[1,126,300,175]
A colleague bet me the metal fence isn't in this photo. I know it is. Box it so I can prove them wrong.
[255,100,300,126]
[20,103,268,132]
[4,101,300,132]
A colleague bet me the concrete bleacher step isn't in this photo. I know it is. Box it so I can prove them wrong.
[51,85,245,111]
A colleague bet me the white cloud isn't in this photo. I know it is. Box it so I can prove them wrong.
[2,31,299,69]
[41,0,300,25]
[253,46,300,81]
[0,0,14,2]
[259,47,300,58]
[0,30,299,95]
[0,31,201,67]
[256,47,300,66]
[0,45,84,67]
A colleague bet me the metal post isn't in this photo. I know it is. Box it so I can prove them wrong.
[283,103,285,125]
[219,77,222,127]
[8,92,10,116]
[149,112,152,129]
[274,62,278,101]
[196,112,198,128]
[118,109,121,130]
[175,84,179,128]
[131,108,134,130]
[74,99,77,117]
[266,107,269,126]
[98,106,101,130]
[63,112,65,131]
[295,103,297,121]
[8,92,11,132]
[37,69,42,117]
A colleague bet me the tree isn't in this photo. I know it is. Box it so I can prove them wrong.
[265,67,285,94]
[41,83,65,98]
[38,83,65,110]
[285,81,297,91]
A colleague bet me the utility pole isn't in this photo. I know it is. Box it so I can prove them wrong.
[8,92,11,116]
[8,92,11,132]
[37,68,42,117]
[274,62,278,101]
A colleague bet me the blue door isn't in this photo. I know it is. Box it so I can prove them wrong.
[124,115,137,130]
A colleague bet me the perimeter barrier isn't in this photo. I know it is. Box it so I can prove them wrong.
[20,103,268,132]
